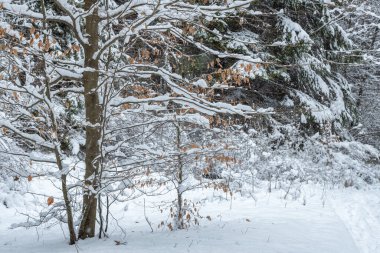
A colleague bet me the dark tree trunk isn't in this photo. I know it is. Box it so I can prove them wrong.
[78,0,102,240]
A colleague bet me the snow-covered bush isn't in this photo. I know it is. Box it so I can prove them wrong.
[238,125,380,196]
[0,134,29,208]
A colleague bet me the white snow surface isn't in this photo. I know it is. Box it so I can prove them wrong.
[1,178,379,253]
[329,187,380,253]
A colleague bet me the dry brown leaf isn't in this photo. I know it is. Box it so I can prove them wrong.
[12,91,19,101]
[72,44,80,52]
[189,143,200,149]
[44,38,50,51]
[10,48,17,55]
[47,196,54,206]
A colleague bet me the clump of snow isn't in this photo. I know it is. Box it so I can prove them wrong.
[279,17,313,45]
[231,60,267,79]
[281,96,294,107]
[192,79,208,88]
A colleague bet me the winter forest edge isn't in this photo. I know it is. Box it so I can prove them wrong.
[0,0,379,252]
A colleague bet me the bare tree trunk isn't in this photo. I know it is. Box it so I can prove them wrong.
[41,0,77,244]
[46,78,77,245]
[60,158,77,244]
[98,196,104,238]
[78,0,102,240]
[105,195,110,234]
[175,122,184,229]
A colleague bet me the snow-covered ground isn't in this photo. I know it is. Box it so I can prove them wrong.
[329,187,380,253]
[0,179,379,253]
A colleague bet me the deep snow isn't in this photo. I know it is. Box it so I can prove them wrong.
[329,188,380,253]
[0,179,379,253]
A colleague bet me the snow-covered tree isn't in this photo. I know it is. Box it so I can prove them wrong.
[194,0,358,136]
[334,0,380,147]
[1,0,379,246]
[0,0,265,243]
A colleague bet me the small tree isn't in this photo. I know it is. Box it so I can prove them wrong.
[1,0,263,242]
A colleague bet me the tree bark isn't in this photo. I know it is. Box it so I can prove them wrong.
[60,158,77,244]
[78,0,102,240]
[41,0,77,244]
[175,122,184,229]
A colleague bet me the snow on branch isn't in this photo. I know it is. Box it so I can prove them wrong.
[0,119,54,150]
[99,0,253,20]
[0,150,57,164]
[169,27,267,65]
[170,0,252,13]
[1,0,89,45]
[1,1,73,27]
